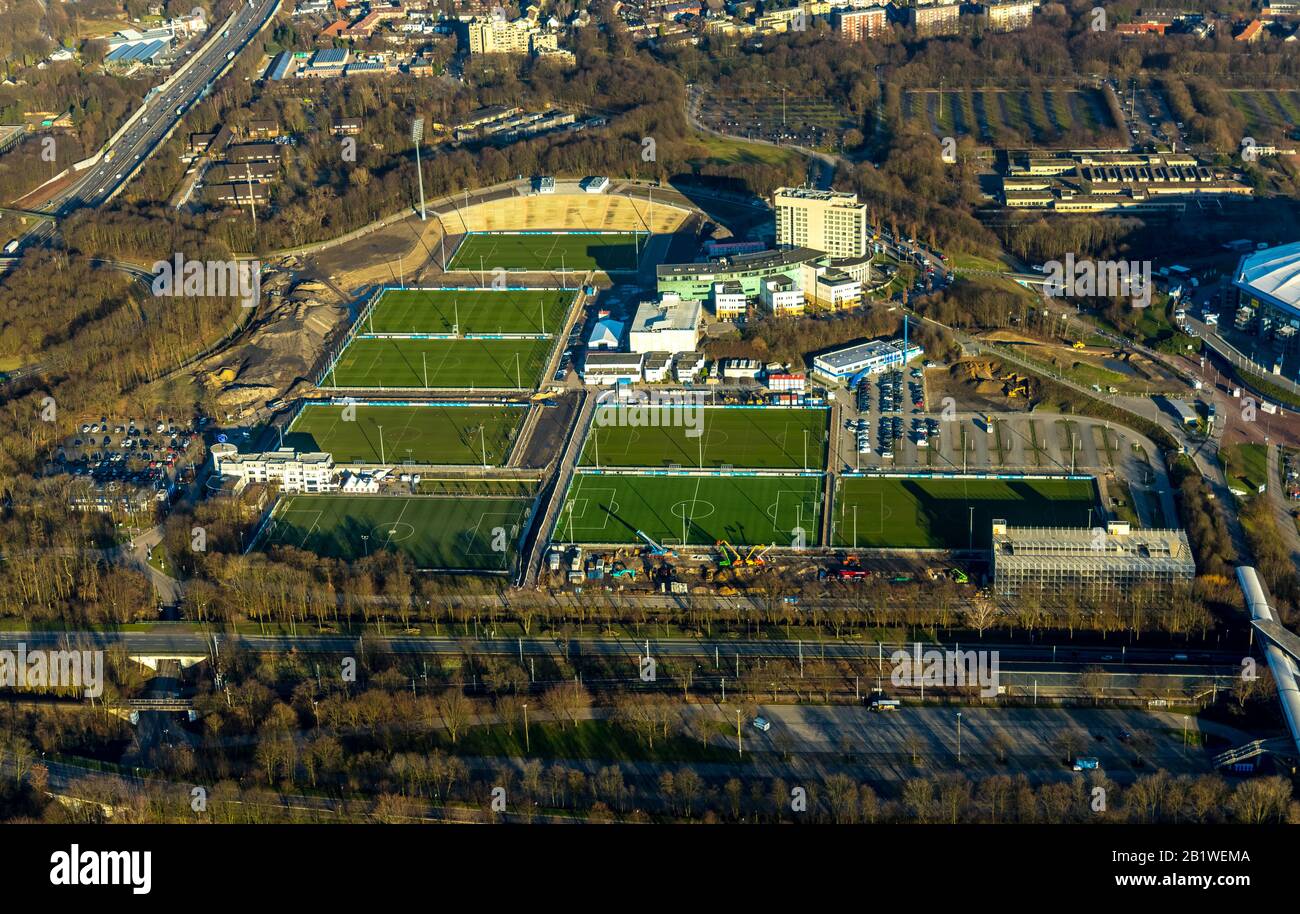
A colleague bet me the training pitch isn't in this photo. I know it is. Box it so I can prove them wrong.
[581,407,828,469]
[365,288,575,335]
[285,403,524,465]
[326,337,553,389]
[261,494,534,570]
[448,232,641,272]
[832,476,1099,550]
[560,472,823,546]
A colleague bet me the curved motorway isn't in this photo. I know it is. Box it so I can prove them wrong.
[21,0,281,242]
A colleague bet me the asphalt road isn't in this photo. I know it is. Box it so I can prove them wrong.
[0,631,1242,687]
[21,0,280,242]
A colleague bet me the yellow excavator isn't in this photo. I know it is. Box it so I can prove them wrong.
[716,540,745,568]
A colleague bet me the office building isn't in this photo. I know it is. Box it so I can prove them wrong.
[773,187,869,259]
[812,337,923,379]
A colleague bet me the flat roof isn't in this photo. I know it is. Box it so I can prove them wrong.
[584,351,644,367]
[631,298,701,333]
[773,187,861,204]
[657,246,825,279]
[993,525,1194,562]
[815,338,920,371]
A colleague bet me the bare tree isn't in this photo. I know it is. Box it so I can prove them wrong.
[435,688,473,744]
[542,680,591,730]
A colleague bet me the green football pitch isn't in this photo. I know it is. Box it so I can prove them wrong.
[285,404,525,465]
[581,407,829,469]
[261,494,534,570]
[448,232,641,272]
[326,337,554,389]
[560,473,823,546]
[366,288,575,335]
[832,477,1100,550]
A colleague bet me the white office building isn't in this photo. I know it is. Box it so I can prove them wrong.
[812,338,924,380]
[211,444,336,493]
[712,281,748,321]
[581,351,645,385]
[760,275,806,316]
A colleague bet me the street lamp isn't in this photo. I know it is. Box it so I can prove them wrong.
[956,711,963,762]
[523,702,530,753]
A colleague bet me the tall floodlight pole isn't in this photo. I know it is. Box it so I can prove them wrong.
[412,117,427,221]
[244,162,258,234]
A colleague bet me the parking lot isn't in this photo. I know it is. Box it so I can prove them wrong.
[836,376,1167,525]
[51,415,199,492]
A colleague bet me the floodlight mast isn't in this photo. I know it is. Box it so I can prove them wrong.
[412,118,427,221]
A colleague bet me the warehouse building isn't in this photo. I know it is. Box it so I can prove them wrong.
[628,294,702,355]
[991,521,1195,600]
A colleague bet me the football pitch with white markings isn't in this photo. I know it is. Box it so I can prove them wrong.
[260,493,534,569]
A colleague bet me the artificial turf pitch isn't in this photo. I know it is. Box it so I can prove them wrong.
[581,407,828,469]
[448,232,641,272]
[326,337,553,389]
[261,494,534,570]
[366,288,575,335]
[559,473,823,547]
[832,477,1100,550]
[285,404,524,465]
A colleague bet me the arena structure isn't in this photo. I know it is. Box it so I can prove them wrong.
[437,187,692,236]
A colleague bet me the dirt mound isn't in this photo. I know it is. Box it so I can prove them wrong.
[196,281,348,417]
[980,330,1041,345]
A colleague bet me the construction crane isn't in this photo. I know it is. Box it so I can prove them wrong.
[635,529,674,557]
[745,544,774,566]
[949,567,969,584]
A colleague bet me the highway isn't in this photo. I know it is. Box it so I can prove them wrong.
[19,0,281,243]
[0,629,1242,677]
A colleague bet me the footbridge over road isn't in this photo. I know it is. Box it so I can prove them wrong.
[1232,566,1300,769]
[127,653,208,672]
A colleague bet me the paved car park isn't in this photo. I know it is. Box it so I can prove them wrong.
[51,416,200,491]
